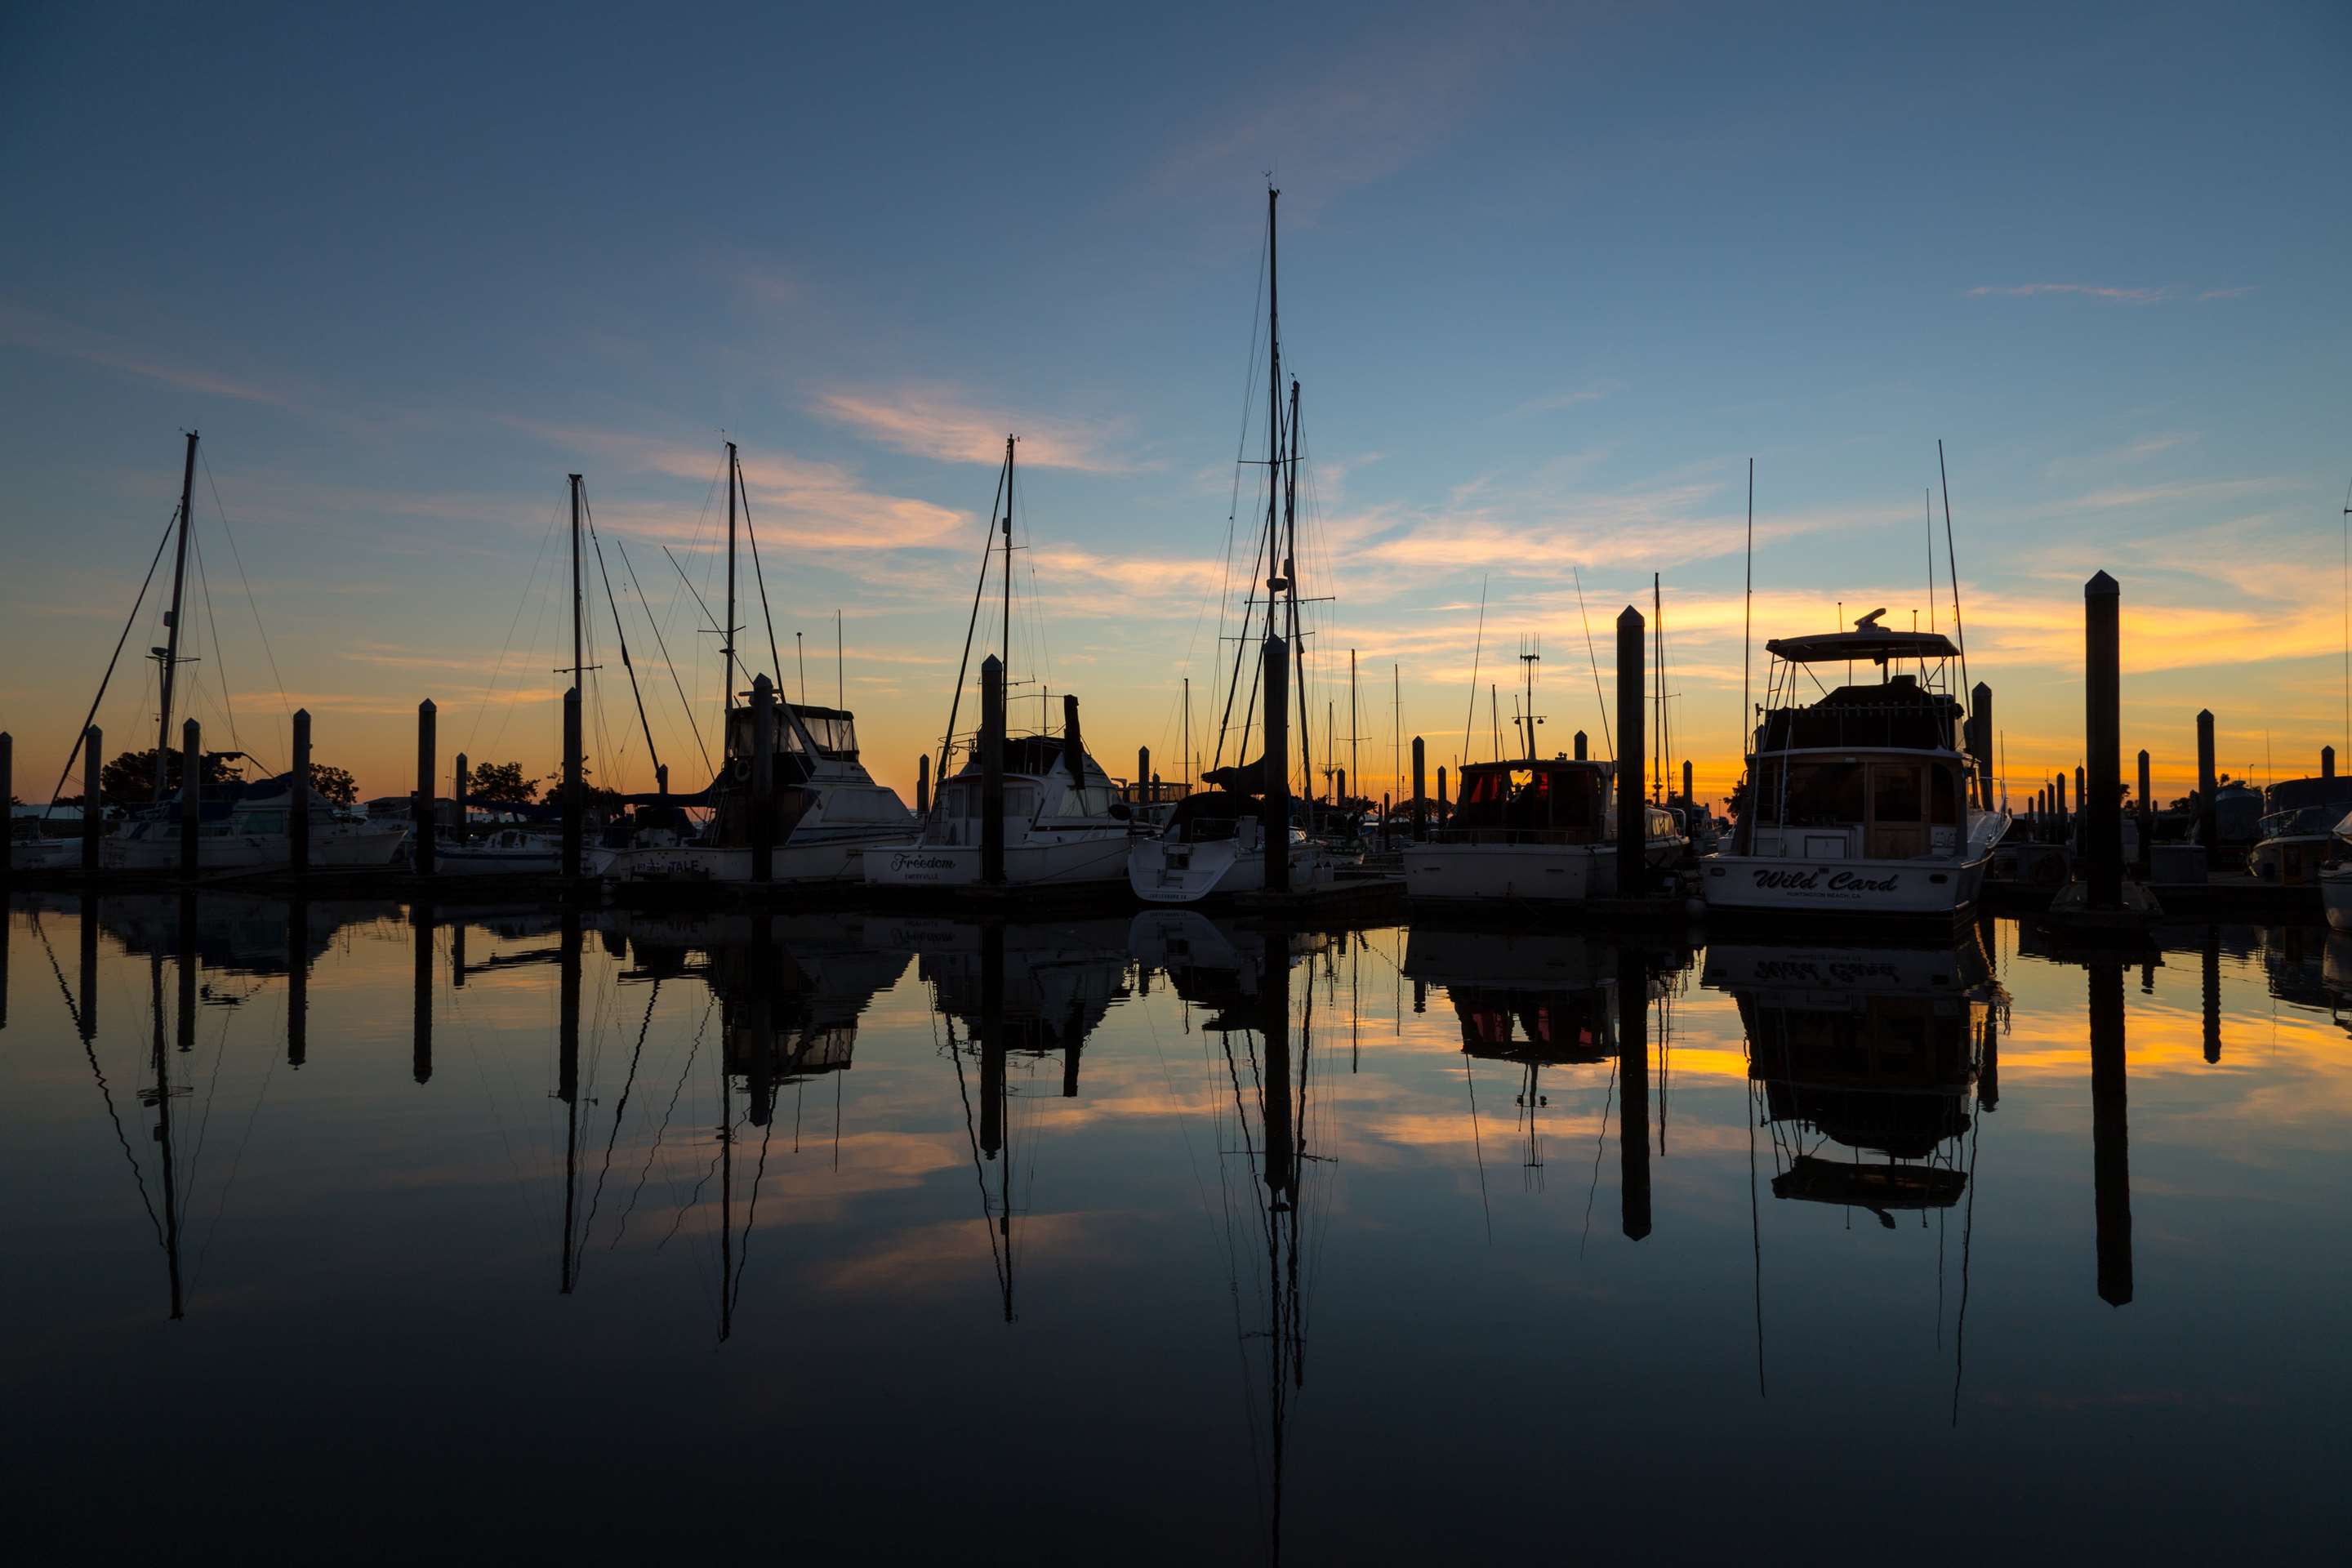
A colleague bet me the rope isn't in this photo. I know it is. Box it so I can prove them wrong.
[200,446,292,746]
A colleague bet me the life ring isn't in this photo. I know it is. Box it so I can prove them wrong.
[731,757,752,782]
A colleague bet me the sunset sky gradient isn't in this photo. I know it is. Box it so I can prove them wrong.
[3,2,2347,808]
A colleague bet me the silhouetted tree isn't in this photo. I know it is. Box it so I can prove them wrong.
[305,764,359,805]
[468,760,537,804]
[98,747,243,803]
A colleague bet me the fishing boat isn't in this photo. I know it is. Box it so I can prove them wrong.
[1404,758,1682,902]
[866,437,1129,890]
[1704,612,2007,919]
[1126,186,1339,905]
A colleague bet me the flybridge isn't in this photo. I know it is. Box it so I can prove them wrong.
[1764,628,1961,665]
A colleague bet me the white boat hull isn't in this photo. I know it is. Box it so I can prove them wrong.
[1702,851,1991,915]
[101,824,406,872]
[432,847,566,876]
[2322,866,2352,932]
[614,829,901,885]
[1128,835,1335,903]
[864,831,1132,889]
[1402,840,1622,902]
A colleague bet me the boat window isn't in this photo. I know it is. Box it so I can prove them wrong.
[1931,763,1958,824]
[1872,763,1923,824]
[1783,760,1864,825]
[1752,760,1783,824]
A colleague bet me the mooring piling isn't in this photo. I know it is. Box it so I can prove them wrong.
[2136,748,2153,875]
[1619,943,1651,1241]
[1616,606,1646,894]
[2196,710,2217,859]
[980,655,1005,886]
[2085,572,2122,909]
[1410,737,1426,843]
[751,675,775,884]
[410,700,435,877]
[915,754,930,817]
[290,709,311,877]
[2090,960,2133,1307]
[82,726,101,874]
[180,718,201,880]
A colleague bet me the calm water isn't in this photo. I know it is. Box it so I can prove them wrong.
[4,893,2347,1561]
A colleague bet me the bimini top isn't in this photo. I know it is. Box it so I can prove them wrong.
[1766,629,1959,666]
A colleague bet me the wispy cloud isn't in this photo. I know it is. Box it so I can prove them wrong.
[811,387,1134,473]
[501,416,968,551]
[2057,476,2285,511]
[1966,283,2254,305]
[0,300,295,405]
[1516,385,1610,415]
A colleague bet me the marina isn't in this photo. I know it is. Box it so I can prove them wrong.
[4,891,2346,1558]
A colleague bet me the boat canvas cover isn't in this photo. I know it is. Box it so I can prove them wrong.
[1765,629,1959,665]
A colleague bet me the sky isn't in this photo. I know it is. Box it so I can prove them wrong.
[2,0,2347,810]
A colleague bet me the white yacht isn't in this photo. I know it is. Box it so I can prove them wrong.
[617,702,913,884]
[436,826,565,876]
[1403,759,1682,902]
[2247,775,2352,885]
[866,731,1129,889]
[1704,614,2007,919]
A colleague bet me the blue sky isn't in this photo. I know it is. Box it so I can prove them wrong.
[2,1,2346,804]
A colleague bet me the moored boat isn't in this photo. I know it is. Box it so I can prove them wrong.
[1403,758,1682,902]
[1704,612,2007,920]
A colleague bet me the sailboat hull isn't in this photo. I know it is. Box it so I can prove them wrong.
[864,832,1132,889]
[1127,834,1334,903]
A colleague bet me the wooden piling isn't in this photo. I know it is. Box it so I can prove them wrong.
[1410,737,1426,843]
[2089,960,2132,1307]
[82,726,102,874]
[289,709,310,877]
[2136,749,2153,875]
[0,731,10,893]
[2084,572,2122,909]
[412,903,434,1085]
[1436,765,1447,825]
[751,675,775,884]
[1138,746,1151,805]
[413,699,437,877]
[980,656,1005,885]
[2201,928,2221,1063]
[180,718,201,878]
[1574,729,1587,761]
[452,750,468,842]
[1263,636,1290,893]
[2327,746,2337,780]
[1616,606,1646,896]
[1681,758,1693,806]
[2055,771,2067,836]
[2195,710,2217,858]
[561,688,581,879]
[915,754,929,817]
[1970,683,1994,805]
[1618,943,1650,1241]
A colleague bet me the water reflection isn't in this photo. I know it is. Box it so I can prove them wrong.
[7,893,2350,1557]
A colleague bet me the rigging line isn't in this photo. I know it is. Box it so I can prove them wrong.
[578,977,661,1271]
[194,987,282,1294]
[615,540,714,778]
[933,455,1010,805]
[610,996,713,1249]
[1579,1054,1619,1258]
[1462,1052,1494,1245]
[734,450,786,686]
[38,916,164,1245]
[581,497,662,781]
[194,457,294,763]
[466,490,564,754]
[198,445,292,739]
[729,1082,779,1316]
[189,524,247,767]
[1459,577,1487,766]
[1574,566,1615,763]
[945,1020,1012,1307]
[1936,439,1971,701]
[45,506,179,808]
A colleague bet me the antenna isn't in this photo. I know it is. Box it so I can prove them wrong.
[1517,634,1542,761]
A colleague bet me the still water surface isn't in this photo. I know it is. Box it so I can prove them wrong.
[3,894,2347,1561]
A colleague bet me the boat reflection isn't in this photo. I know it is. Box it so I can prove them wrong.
[1705,933,1999,1225]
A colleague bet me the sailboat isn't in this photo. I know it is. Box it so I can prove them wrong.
[1129,187,1338,904]
[864,437,1131,889]
[88,433,403,872]
[600,446,915,883]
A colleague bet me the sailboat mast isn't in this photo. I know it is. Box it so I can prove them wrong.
[724,442,738,719]
[154,430,198,801]
[1349,650,1359,808]
[1001,435,1014,674]
[570,475,586,697]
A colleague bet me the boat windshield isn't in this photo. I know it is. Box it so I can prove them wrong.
[2260,805,2341,839]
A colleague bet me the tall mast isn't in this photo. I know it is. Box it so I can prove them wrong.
[1001,435,1014,675]
[1267,189,1285,789]
[1652,572,1664,801]
[1349,650,1359,807]
[569,475,586,700]
[1183,675,1192,795]
[154,430,198,801]
[724,442,738,719]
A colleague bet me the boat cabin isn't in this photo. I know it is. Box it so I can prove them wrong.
[724,701,862,777]
[924,733,1123,845]
[1738,625,1976,860]
[1438,760,1612,843]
